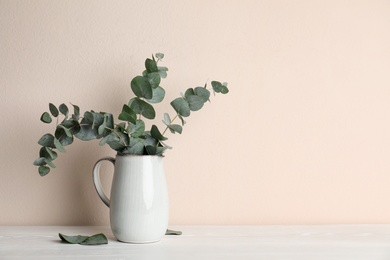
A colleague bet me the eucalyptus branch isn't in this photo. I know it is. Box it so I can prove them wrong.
[34,53,229,176]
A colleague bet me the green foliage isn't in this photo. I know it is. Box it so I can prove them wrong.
[59,233,108,245]
[34,53,229,175]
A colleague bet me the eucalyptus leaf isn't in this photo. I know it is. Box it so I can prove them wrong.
[186,95,205,111]
[39,147,57,160]
[178,115,186,126]
[155,53,164,60]
[40,112,52,123]
[59,103,69,116]
[45,159,56,168]
[33,157,46,166]
[55,126,74,146]
[71,104,80,120]
[146,86,165,104]
[131,76,153,99]
[166,229,182,235]
[168,124,182,134]
[157,66,168,78]
[118,104,137,124]
[38,165,50,176]
[49,103,59,117]
[145,58,158,73]
[80,233,108,245]
[54,138,66,152]
[194,87,210,102]
[151,125,168,141]
[184,88,195,99]
[145,145,157,155]
[125,137,145,155]
[62,119,81,135]
[76,114,100,141]
[129,120,145,137]
[170,97,190,117]
[58,125,72,137]
[146,72,161,89]
[129,98,156,119]
[38,133,55,148]
[59,233,89,244]
[163,113,171,125]
[59,233,108,245]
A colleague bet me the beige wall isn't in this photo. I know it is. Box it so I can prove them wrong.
[1,0,390,225]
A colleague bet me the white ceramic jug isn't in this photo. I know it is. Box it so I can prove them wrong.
[92,154,169,243]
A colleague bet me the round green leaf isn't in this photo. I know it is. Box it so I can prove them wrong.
[33,157,46,166]
[40,112,52,123]
[54,138,66,152]
[170,97,190,117]
[186,95,205,111]
[155,53,164,60]
[38,165,50,176]
[145,58,158,73]
[129,98,156,119]
[131,76,153,99]
[38,133,55,148]
[59,103,69,116]
[194,87,210,102]
[146,86,165,104]
[168,124,182,134]
[49,103,59,117]
[151,125,168,141]
[147,72,161,89]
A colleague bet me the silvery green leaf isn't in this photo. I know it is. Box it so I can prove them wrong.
[39,147,58,160]
[131,76,153,99]
[184,88,195,99]
[178,115,186,126]
[71,104,80,120]
[55,126,73,146]
[186,95,205,111]
[118,104,137,124]
[170,97,190,117]
[155,53,164,60]
[168,124,182,134]
[163,113,171,125]
[145,58,158,73]
[79,233,108,245]
[38,133,55,148]
[194,87,210,102]
[150,125,168,141]
[59,103,69,116]
[129,120,145,137]
[129,98,156,119]
[157,66,168,78]
[38,165,50,176]
[146,86,165,104]
[54,138,66,152]
[33,157,46,166]
[166,229,182,235]
[40,112,52,123]
[59,233,89,244]
[45,159,56,168]
[49,103,59,117]
[62,119,81,135]
[58,125,72,137]
[146,72,161,89]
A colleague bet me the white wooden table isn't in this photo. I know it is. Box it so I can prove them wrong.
[1,225,390,259]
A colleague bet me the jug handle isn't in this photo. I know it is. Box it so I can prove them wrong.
[92,157,115,207]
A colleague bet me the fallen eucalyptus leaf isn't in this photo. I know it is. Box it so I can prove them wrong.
[59,233,108,245]
[80,233,108,245]
[166,229,182,235]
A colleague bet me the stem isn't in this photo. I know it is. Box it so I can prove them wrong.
[162,114,178,135]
